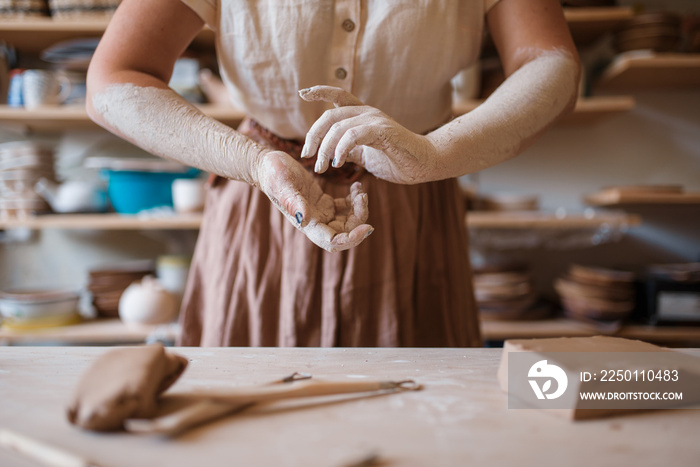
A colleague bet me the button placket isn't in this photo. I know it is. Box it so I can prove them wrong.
[329,0,360,90]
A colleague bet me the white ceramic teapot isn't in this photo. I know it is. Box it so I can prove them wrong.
[118,276,179,325]
[34,178,106,213]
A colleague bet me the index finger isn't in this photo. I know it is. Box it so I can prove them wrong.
[298,85,364,108]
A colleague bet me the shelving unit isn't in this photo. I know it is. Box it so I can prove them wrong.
[0,210,641,231]
[0,318,179,345]
[0,7,639,131]
[466,210,640,229]
[0,104,245,132]
[585,190,700,206]
[0,18,214,53]
[564,7,633,46]
[597,53,700,91]
[481,6,632,54]
[0,212,202,230]
[454,95,634,126]
[0,95,635,132]
[0,7,633,52]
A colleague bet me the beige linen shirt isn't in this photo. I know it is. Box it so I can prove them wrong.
[181,0,501,139]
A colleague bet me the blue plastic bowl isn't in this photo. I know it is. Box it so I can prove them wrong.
[103,168,200,214]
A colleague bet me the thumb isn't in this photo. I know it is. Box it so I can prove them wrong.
[282,192,311,228]
[298,85,364,108]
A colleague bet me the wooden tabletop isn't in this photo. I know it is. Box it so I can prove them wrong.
[0,347,698,466]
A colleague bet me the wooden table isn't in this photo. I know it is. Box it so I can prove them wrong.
[1,347,698,466]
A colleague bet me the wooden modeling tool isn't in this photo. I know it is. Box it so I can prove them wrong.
[126,373,421,435]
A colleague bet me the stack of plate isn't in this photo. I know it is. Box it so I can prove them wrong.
[47,0,120,19]
[614,12,682,53]
[556,264,636,323]
[474,267,545,320]
[0,142,55,219]
[0,0,49,18]
[88,261,154,318]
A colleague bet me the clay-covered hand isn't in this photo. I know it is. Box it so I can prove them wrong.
[299,86,437,185]
[254,150,373,252]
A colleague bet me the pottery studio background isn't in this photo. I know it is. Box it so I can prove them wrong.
[0,0,699,332]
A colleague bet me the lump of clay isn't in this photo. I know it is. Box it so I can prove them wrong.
[67,344,188,431]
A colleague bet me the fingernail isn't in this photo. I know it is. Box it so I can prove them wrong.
[332,157,339,168]
[295,212,303,224]
[365,228,374,239]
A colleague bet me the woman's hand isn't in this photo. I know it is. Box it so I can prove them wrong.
[299,86,437,185]
[255,150,373,252]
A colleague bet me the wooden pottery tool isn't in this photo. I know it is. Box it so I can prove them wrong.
[124,372,312,436]
[126,373,421,436]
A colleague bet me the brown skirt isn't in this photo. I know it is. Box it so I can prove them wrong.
[178,122,481,347]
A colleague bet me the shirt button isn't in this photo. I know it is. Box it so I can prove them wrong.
[342,19,355,32]
[335,67,347,80]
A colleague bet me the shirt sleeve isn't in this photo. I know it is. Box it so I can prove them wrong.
[484,0,502,13]
[180,0,217,30]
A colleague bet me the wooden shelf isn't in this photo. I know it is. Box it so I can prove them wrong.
[0,7,633,53]
[0,212,203,230]
[0,9,636,131]
[482,6,633,54]
[585,191,700,206]
[564,6,633,46]
[0,104,245,132]
[0,96,634,132]
[481,318,700,346]
[0,318,179,345]
[466,210,640,229]
[0,210,641,231]
[596,53,700,91]
[565,96,635,124]
[454,96,635,125]
[0,18,214,53]
[454,96,636,125]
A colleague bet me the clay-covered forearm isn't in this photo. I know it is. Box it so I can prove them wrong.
[86,78,268,187]
[425,49,580,179]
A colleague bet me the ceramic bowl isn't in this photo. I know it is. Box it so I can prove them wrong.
[0,289,80,328]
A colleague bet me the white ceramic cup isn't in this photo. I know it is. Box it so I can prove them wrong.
[172,178,205,213]
[22,70,72,109]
